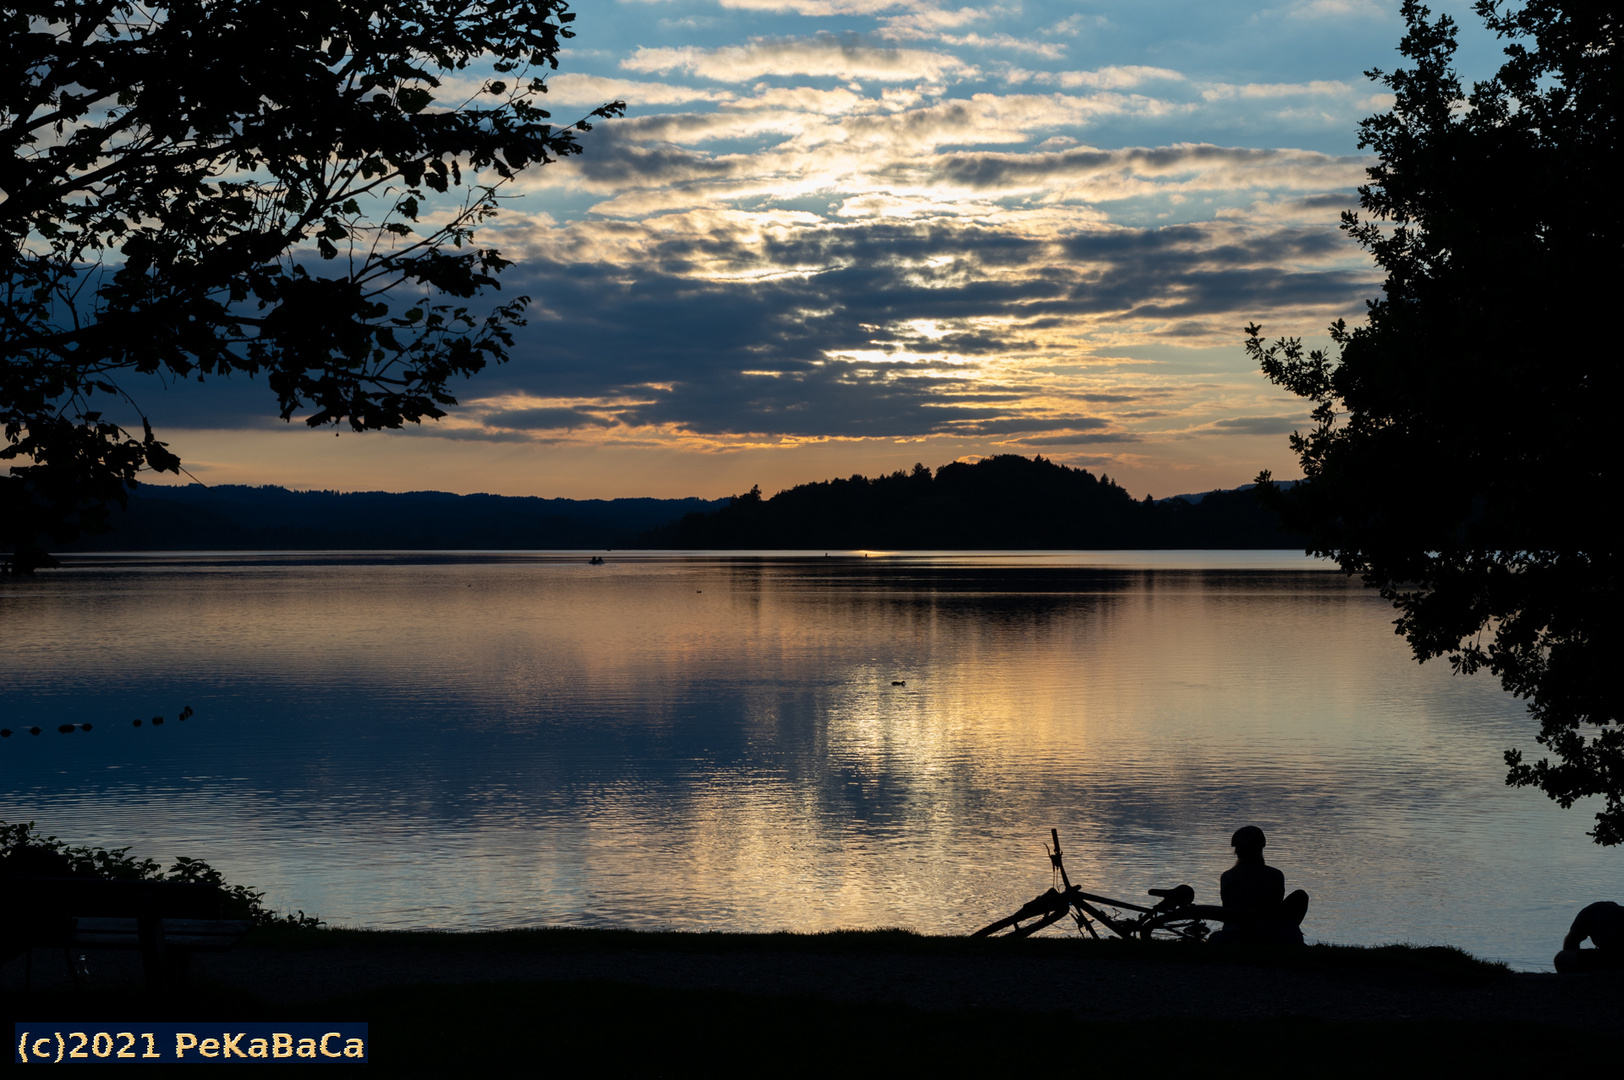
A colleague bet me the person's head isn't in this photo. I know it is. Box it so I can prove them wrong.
[1231,825,1267,863]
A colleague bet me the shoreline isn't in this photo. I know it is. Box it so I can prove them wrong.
[10,928,1619,1071]
[9,927,1618,1027]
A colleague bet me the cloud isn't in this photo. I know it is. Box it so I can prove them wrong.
[624,35,973,84]
[483,407,620,431]
[872,6,1066,56]
[155,18,1385,452]
[543,74,734,107]
[833,193,976,218]
[518,64,1375,237]
[137,201,1368,450]
[723,86,872,114]
[1038,66,1186,90]
[118,0,1437,502]
[706,0,920,13]
[874,5,987,39]
[1056,222,1347,269]
[1046,14,1103,37]
[951,415,1111,435]
[409,203,1375,445]
[1017,432,1143,445]
[391,424,542,444]
[1200,415,1307,435]
[1200,80,1356,101]
[536,94,1268,221]
[940,34,1066,58]
[1215,192,1358,224]
[933,143,1367,196]
[1282,0,1388,19]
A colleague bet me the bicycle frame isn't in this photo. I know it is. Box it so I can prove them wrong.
[971,829,1216,942]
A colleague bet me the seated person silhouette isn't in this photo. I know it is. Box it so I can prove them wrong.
[1208,825,1309,945]
[1553,901,1624,973]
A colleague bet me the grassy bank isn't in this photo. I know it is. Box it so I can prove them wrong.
[10,928,1612,1075]
[12,978,1591,1075]
[240,923,1514,979]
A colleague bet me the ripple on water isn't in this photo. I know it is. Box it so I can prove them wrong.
[2,553,1617,970]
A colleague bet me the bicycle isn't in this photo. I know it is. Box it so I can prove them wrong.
[971,829,1225,942]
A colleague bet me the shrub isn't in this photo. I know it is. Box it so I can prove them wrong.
[0,820,321,928]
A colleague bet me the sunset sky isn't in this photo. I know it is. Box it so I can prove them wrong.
[146,0,1504,501]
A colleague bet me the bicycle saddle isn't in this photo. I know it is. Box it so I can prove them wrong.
[1147,884,1195,910]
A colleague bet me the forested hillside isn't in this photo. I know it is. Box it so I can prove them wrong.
[64,457,1302,551]
[68,486,725,551]
[644,456,1304,549]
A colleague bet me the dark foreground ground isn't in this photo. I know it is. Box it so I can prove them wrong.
[6,928,1620,1074]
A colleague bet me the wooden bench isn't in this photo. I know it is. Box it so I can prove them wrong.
[3,877,253,990]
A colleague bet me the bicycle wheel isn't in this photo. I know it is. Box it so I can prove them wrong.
[1137,909,1214,942]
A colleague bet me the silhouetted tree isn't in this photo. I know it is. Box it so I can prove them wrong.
[1250,2,1621,841]
[2,1,621,573]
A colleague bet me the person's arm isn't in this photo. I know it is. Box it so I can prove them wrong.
[1563,906,1593,951]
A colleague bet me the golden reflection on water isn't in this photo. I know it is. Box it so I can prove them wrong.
[1,552,1620,970]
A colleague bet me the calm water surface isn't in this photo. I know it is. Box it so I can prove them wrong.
[3,551,1619,971]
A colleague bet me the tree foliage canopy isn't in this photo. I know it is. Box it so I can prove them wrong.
[1251,1,1621,841]
[2,0,620,572]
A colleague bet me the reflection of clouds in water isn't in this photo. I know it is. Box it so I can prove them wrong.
[1,554,1618,968]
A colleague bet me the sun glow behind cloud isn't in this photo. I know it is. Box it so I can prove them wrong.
[147,0,1513,500]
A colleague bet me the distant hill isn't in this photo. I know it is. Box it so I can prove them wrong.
[1157,480,1299,505]
[640,455,1308,550]
[67,485,728,551]
[62,459,1306,552]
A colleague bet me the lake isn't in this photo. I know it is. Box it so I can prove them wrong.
[2,551,1619,971]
